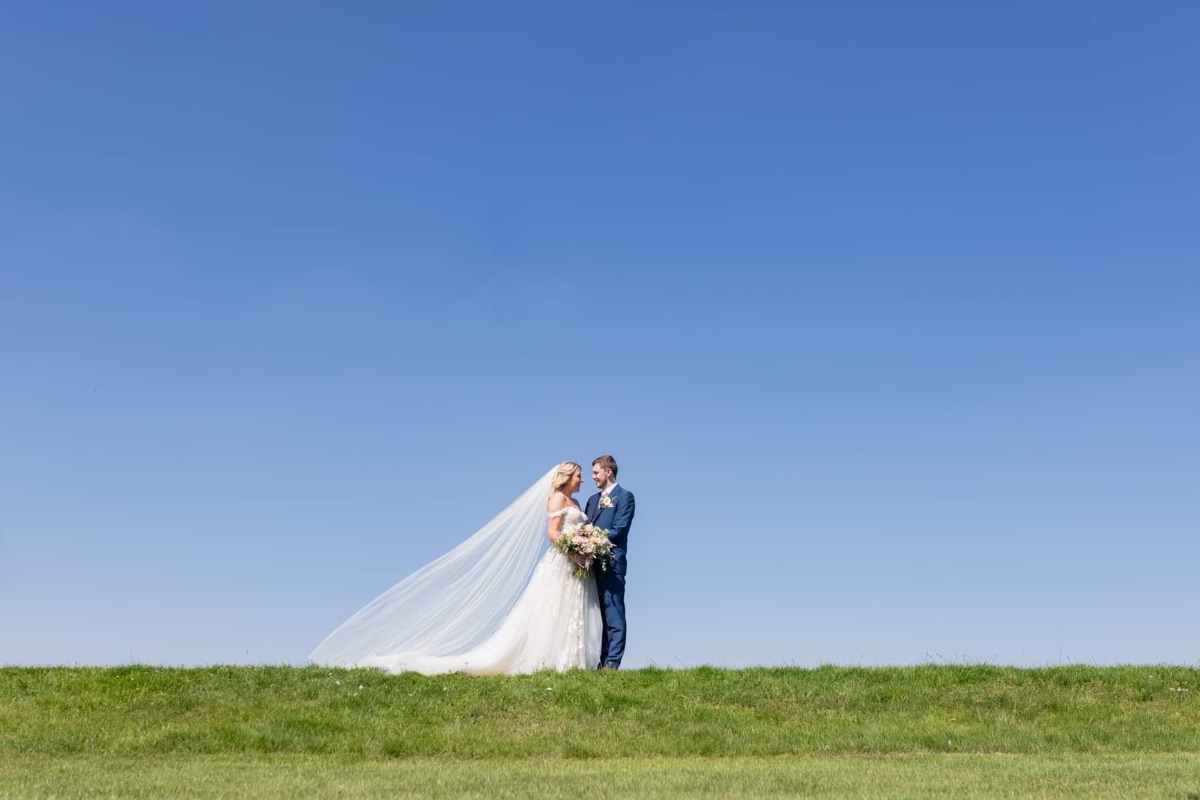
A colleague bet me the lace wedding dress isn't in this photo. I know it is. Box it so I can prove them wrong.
[330,505,602,675]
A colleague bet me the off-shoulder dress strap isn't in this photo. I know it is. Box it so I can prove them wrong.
[547,508,570,519]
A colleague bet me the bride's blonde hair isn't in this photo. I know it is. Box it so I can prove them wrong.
[548,461,581,497]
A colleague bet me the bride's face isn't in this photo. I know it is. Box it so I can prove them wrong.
[568,469,582,495]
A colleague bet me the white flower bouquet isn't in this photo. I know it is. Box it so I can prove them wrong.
[555,524,614,579]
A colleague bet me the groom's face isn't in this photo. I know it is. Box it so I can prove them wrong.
[592,464,612,488]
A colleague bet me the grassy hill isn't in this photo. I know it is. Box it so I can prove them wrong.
[2,664,1198,798]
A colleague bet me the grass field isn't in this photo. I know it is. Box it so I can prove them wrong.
[2,665,1198,798]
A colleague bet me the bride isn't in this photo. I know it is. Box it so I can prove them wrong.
[309,462,602,674]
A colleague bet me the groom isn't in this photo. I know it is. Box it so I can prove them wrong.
[585,455,635,670]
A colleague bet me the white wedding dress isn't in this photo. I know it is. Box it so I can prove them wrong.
[354,506,602,675]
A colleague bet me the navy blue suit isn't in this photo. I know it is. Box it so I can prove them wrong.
[585,484,635,668]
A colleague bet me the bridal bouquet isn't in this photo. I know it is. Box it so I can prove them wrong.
[555,524,614,579]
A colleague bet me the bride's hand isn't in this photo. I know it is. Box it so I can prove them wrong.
[568,553,590,569]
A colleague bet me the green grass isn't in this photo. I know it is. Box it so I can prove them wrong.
[4,755,1200,799]
[2,665,1198,798]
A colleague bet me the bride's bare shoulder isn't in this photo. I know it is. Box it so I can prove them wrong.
[547,492,569,512]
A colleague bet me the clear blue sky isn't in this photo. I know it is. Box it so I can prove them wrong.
[2,1,1197,668]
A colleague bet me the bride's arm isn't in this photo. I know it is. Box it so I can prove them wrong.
[547,497,588,567]
[546,495,568,545]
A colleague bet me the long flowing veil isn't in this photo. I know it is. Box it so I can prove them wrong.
[309,466,558,667]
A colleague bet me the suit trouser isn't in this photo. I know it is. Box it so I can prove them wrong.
[597,549,627,667]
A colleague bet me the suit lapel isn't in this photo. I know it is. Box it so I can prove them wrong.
[598,486,619,523]
[606,485,620,515]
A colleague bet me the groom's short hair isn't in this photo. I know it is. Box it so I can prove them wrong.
[593,455,618,478]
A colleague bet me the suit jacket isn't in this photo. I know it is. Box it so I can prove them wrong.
[585,484,635,551]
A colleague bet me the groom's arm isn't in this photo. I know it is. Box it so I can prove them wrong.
[612,490,635,538]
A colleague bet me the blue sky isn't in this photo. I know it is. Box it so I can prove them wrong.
[2,1,1197,668]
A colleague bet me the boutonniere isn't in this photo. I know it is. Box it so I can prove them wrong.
[599,494,614,509]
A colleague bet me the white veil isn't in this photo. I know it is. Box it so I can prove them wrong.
[309,466,557,667]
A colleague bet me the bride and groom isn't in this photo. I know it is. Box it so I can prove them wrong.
[310,456,636,674]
